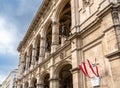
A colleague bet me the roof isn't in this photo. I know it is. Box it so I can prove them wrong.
[17,0,50,52]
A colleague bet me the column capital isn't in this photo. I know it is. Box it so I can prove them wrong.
[49,78,59,81]
[36,83,44,88]
[52,21,60,26]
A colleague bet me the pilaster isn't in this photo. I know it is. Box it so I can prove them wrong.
[49,57,59,88]
[25,50,30,73]
[37,75,44,88]
[31,40,37,69]
[51,19,60,53]
[71,35,82,88]
[19,52,25,77]
[71,0,80,34]
[28,79,33,88]
[39,32,46,64]
[23,83,25,88]
[71,68,82,88]
[49,78,59,88]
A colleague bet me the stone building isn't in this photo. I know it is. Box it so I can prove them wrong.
[0,85,2,88]
[16,0,120,88]
[1,69,17,88]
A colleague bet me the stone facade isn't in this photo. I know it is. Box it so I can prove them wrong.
[0,85,2,88]
[16,0,120,88]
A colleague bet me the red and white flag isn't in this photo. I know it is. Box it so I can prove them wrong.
[79,58,99,78]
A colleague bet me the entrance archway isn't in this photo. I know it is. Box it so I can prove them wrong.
[20,84,23,88]
[43,74,50,88]
[31,78,37,88]
[35,34,40,62]
[59,64,73,88]
[56,0,71,45]
[24,82,28,88]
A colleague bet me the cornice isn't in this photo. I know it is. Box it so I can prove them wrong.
[17,0,52,52]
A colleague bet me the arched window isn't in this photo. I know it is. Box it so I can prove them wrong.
[33,78,37,88]
[29,45,33,67]
[45,24,52,52]
[59,1,71,45]
[44,74,50,88]
[36,35,40,61]
[23,52,27,71]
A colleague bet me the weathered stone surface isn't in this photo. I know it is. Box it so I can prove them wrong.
[16,0,120,88]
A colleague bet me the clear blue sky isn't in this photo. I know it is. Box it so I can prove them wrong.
[0,0,42,83]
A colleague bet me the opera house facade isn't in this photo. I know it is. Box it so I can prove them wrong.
[16,0,120,88]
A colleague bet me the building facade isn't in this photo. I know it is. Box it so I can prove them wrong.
[0,85,2,88]
[16,0,120,88]
[1,69,17,88]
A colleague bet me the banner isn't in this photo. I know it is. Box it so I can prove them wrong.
[79,58,100,87]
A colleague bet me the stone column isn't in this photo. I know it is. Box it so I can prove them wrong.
[49,78,59,88]
[71,68,82,88]
[51,20,59,53]
[39,32,46,64]
[28,80,33,88]
[37,78,44,88]
[23,83,25,88]
[71,0,80,34]
[31,40,37,69]
[71,36,83,88]
[17,81,21,88]
[19,52,25,78]
[70,0,81,87]
[49,57,59,88]
[18,54,21,78]
[25,50,30,74]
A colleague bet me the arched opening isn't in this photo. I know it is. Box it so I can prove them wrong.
[32,78,37,88]
[29,45,33,68]
[24,82,28,88]
[45,23,52,58]
[59,64,73,88]
[59,1,71,45]
[43,74,50,88]
[20,84,23,88]
[46,24,52,52]
[36,35,40,62]
[23,52,27,71]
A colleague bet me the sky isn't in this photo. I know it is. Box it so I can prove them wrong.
[0,0,42,84]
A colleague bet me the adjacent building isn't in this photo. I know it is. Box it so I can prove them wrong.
[1,69,17,88]
[0,85,2,88]
[16,0,120,88]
